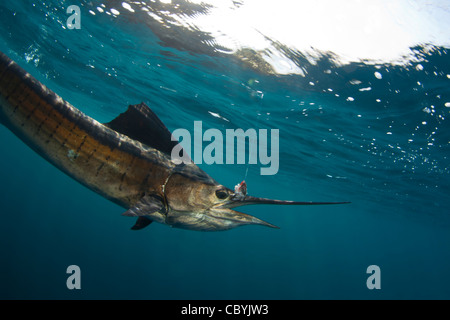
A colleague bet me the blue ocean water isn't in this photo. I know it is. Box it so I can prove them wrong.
[0,1,449,299]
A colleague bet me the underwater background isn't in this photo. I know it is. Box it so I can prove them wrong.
[0,0,449,299]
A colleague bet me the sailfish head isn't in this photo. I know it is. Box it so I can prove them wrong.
[159,171,350,231]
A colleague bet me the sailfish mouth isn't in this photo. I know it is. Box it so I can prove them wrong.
[209,207,280,229]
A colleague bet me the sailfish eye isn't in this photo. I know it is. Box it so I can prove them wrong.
[215,189,228,200]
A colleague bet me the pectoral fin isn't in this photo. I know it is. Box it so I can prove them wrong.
[122,194,165,217]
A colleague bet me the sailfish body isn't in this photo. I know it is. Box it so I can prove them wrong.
[0,51,348,231]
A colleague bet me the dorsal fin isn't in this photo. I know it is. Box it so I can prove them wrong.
[104,103,179,155]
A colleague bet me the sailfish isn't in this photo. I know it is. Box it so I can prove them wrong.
[0,51,349,231]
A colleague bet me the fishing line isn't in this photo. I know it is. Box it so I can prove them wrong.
[244,162,250,181]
